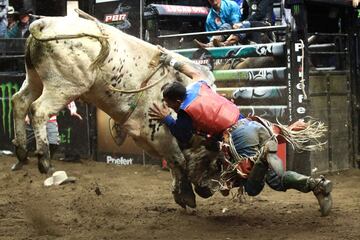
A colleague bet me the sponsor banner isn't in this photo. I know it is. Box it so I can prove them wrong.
[150,4,208,17]
[0,75,22,150]
[96,0,119,3]
[104,13,128,23]
[292,41,307,119]
[106,155,133,165]
[94,0,140,37]
[97,152,160,165]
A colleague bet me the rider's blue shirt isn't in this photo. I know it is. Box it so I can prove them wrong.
[163,81,245,145]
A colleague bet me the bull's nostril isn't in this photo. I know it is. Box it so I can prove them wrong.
[39,25,44,32]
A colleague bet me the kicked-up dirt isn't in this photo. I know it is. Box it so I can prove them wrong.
[0,156,359,240]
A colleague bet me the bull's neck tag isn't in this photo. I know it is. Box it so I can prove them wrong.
[149,51,161,68]
[128,92,144,111]
[149,59,157,68]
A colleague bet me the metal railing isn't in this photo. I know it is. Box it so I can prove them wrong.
[0,38,27,56]
[158,25,288,40]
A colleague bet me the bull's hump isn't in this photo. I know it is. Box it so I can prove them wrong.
[29,17,102,41]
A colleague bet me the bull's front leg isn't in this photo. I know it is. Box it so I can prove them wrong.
[129,122,196,208]
[168,161,196,209]
[154,138,196,208]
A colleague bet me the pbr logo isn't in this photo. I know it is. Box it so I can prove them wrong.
[104,13,128,23]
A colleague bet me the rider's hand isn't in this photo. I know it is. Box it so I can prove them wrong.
[159,52,174,66]
[149,103,170,121]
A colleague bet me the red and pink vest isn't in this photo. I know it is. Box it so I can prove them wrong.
[180,81,240,135]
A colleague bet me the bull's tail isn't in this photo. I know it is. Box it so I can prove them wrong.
[24,36,33,70]
[24,35,42,84]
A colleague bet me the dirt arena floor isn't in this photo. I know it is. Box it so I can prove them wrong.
[0,156,359,240]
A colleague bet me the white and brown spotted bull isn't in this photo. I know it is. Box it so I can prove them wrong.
[11,12,222,209]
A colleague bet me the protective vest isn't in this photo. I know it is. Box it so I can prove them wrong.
[180,81,240,135]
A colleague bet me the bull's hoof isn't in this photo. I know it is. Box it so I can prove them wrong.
[194,185,214,199]
[14,145,28,162]
[38,158,53,174]
[173,179,196,208]
[173,192,187,209]
[173,191,196,209]
[193,39,211,48]
[11,157,29,171]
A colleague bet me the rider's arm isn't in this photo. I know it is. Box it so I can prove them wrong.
[163,110,194,145]
[174,62,207,82]
[162,55,208,82]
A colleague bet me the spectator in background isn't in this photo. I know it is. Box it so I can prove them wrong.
[5,8,35,38]
[0,0,8,37]
[195,0,274,47]
[211,0,275,46]
[233,0,244,10]
[194,0,242,48]
[6,6,18,32]
[243,0,274,23]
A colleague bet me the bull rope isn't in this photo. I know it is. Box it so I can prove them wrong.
[274,118,327,152]
[108,63,168,94]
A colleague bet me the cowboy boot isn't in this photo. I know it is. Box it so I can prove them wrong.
[309,175,333,217]
[282,171,333,216]
[215,35,241,47]
[245,160,267,196]
[212,38,225,47]
[193,39,213,48]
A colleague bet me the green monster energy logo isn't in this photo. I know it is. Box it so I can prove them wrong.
[60,127,72,144]
[293,5,300,15]
[0,82,19,138]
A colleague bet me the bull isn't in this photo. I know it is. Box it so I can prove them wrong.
[11,12,222,209]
